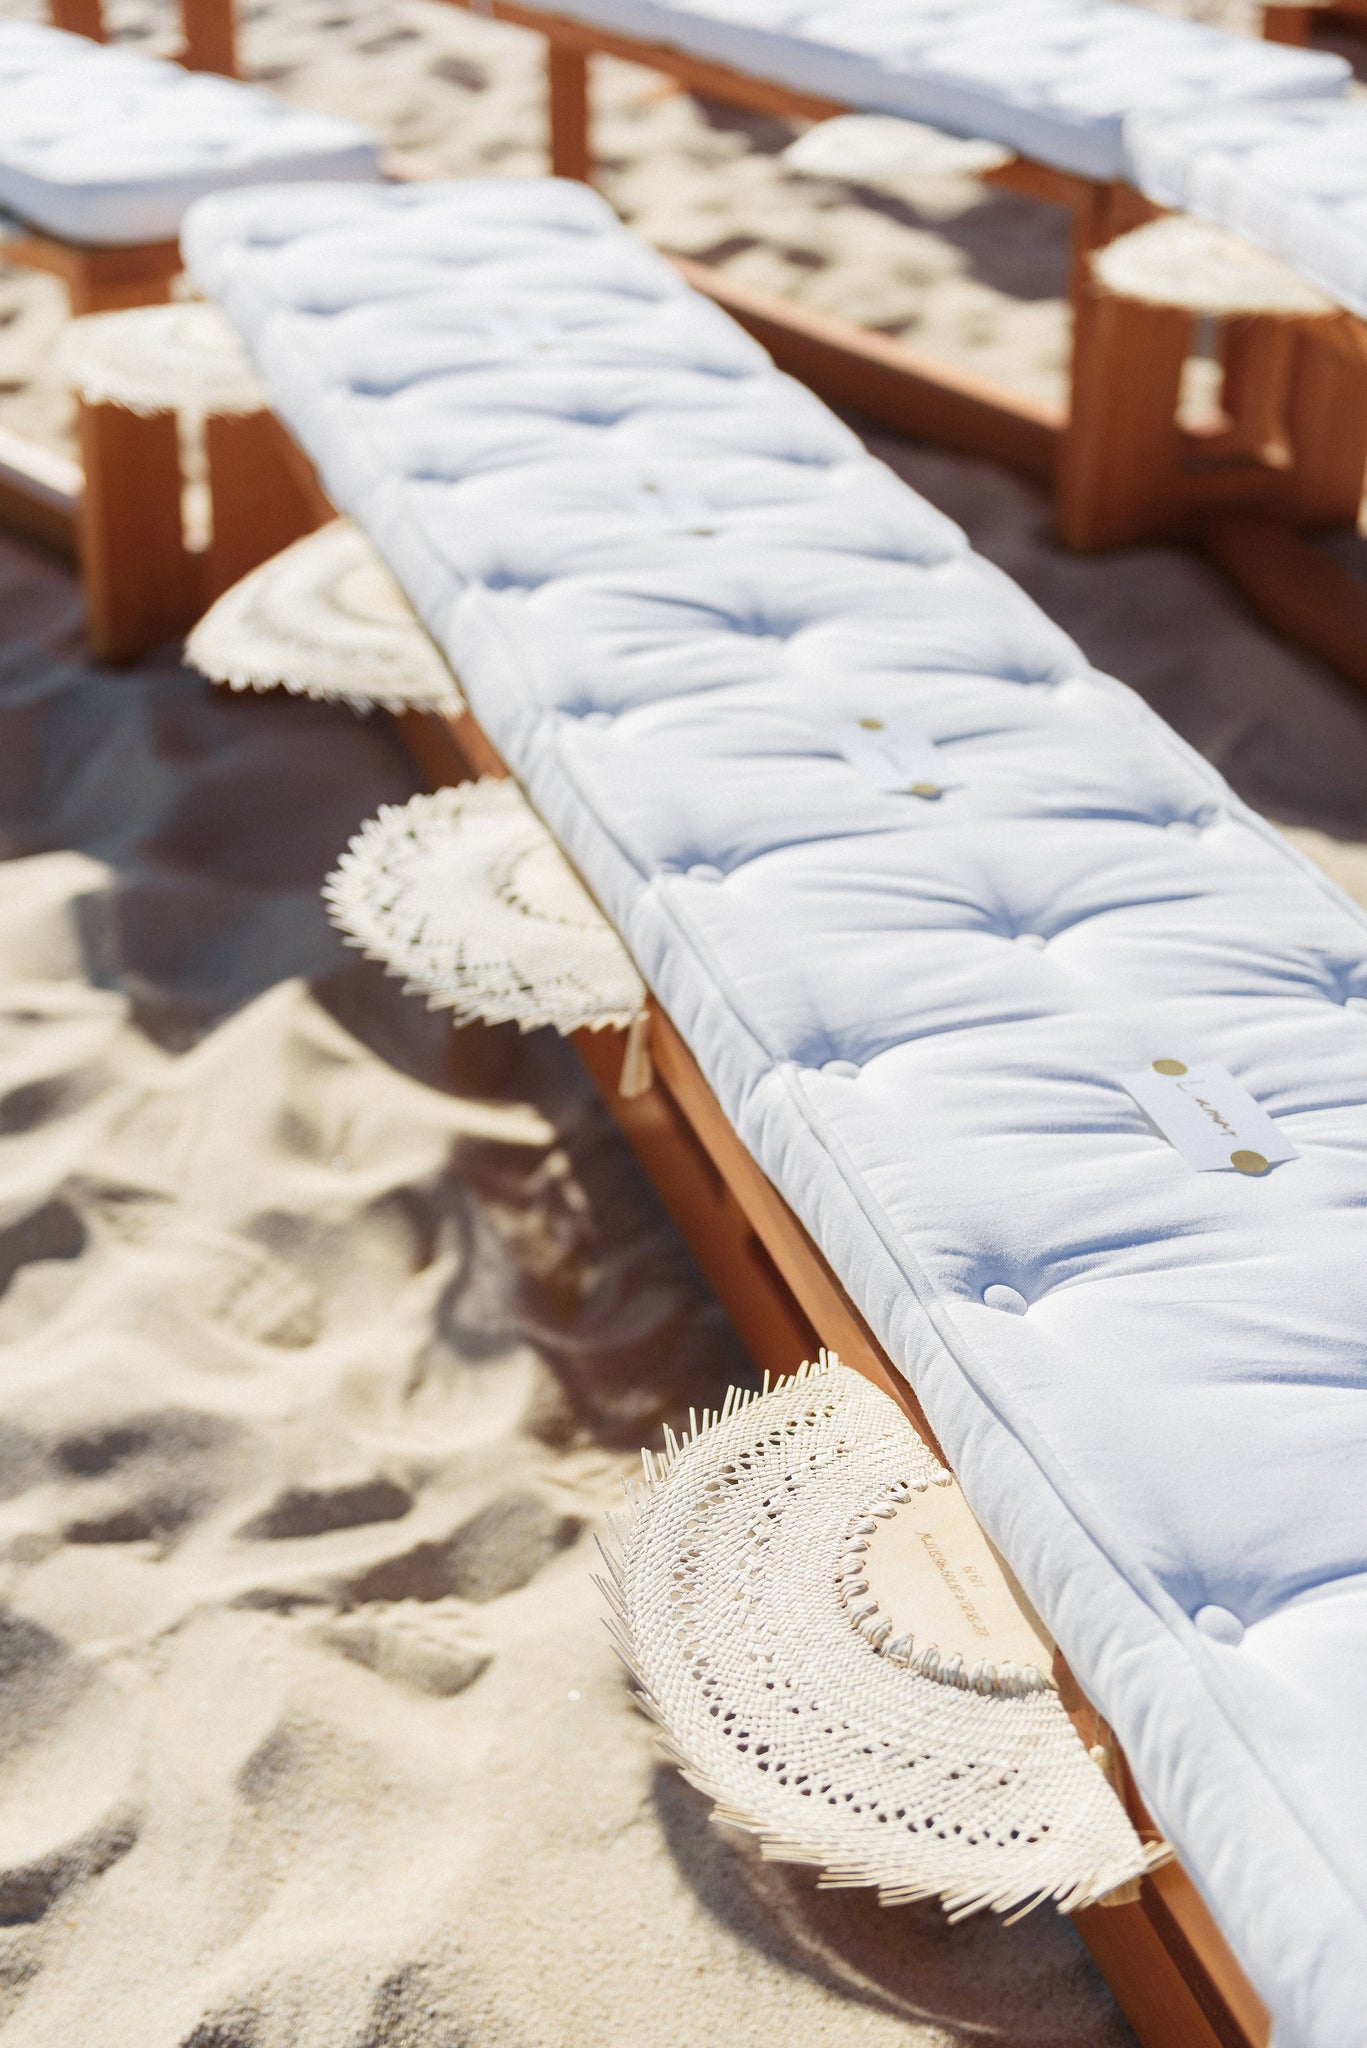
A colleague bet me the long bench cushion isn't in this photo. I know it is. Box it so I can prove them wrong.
[0,21,378,247]
[1125,98,1367,323]
[506,0,1345,181]
[183,178,1367,2048]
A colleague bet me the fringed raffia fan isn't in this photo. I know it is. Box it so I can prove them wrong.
[784,113,1012,183]
[186,520,464,715]
[602,1354,1167,1918]
[325,779,652,1094]
[57,301,267,418]
[1091,216,1334,318]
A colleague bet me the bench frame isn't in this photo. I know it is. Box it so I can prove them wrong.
[160,387,1274,2048]
[0,0,239,558]
[20,0,1367,704]
[47,0,237,77]
[427,0,1367,703]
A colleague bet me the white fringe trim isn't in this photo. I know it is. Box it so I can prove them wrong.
[600,1352,1169,1920]
[324,780,649,1040]
[186,520,464,716]
[57,301,267,418]
[1092,215,1334,319]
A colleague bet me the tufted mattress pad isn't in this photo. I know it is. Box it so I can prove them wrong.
[0,20,378,247]
[184,178,1367,2046]
[1125,98,1367,323]
[507,0,1343,181]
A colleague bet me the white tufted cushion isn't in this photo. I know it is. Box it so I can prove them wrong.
[530,0,1345,180]
[0,20,378,247]
[1125,98,1367,322]
[184,179,1367,2048]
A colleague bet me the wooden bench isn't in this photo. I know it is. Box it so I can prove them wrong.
[404,694,1274,2048]
[402,0,1367,705]
[145,258,1276,2048]
[0,8,376,565]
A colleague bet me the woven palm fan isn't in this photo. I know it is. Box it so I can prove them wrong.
[784,114,1013,183]
[603,1354,1167,1917]
[324,779,652,1094]
[57,300,267,417]
[185,519,464,715]
[1092,216,1334,318]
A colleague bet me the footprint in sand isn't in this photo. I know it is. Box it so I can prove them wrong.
[0,1199,87,1340]
[0,1071,98,1138]
[316,1600,491,1698]
[0,1611,139,1927]
[238,1479,413,1542]
[339,1493,582,1608]
[54,1409,250,1554]
[70,1184,326,1351]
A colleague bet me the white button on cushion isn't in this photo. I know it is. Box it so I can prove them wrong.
[822,1059,861,1079]
[983,1284,1028,1315]
[1193,1605,1245,1647]
[686,862,724,883]
[1014,932,1047,950]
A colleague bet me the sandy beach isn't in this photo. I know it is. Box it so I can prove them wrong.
[1,0,1367,2041]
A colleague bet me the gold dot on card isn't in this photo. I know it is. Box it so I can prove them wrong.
[1152,1058,1187,1075]
[1231,1150,1270,1176]
[858,717,885,730]
[910,783,942,799]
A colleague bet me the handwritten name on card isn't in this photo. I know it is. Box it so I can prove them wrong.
[835,718,949,797]
[1119,1060,1298,1175]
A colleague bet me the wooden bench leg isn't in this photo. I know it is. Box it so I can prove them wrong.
[1057,286,1191,550]
[547,42,592,182]
[1281,316,1367,527]
[178,0,238,76]
[1260,4,1318,40]
[201,411,328,602]
[77,403,201,663]
[1217,318,1296,466]
[47,0,105,38]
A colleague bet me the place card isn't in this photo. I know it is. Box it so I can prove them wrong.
[835,716,949,798]
[1119,1059,1298,1175]
[636,479,722,536]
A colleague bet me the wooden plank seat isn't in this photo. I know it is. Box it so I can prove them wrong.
[0,15,380,560]
[175,174,1367,2046]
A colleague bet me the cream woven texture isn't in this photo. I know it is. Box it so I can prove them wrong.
[57,301,267,418]
[324,779,647,1035]
[784,114,1013,183]
[1091,215,1334,318]
[186,520,464,714]
[605,1359,1161,1918]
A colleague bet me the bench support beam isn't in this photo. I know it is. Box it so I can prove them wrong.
[671,254,1063,482]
